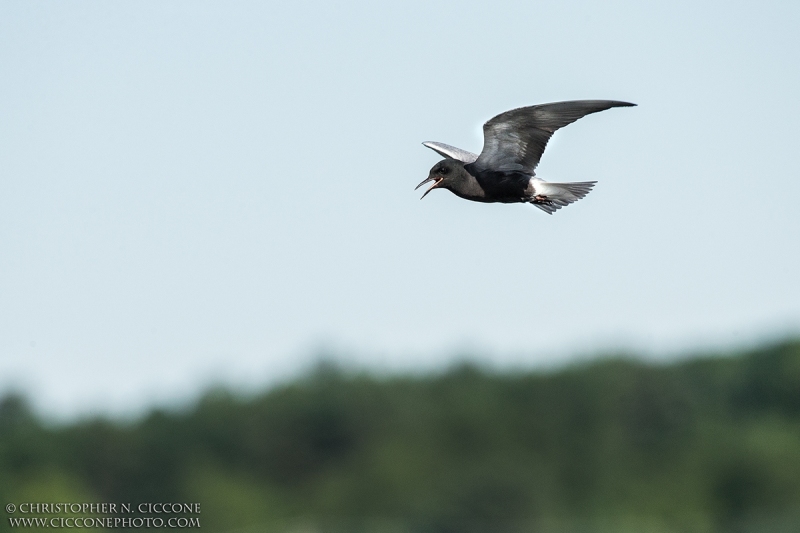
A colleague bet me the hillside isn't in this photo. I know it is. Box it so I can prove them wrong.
[2,340,800,532]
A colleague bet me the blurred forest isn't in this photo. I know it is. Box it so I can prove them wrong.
[2,340,800,533]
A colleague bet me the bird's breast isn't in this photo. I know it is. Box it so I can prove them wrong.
[469,169,534,203]
[451,173,487,201]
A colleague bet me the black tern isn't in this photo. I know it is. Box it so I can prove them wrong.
[416,100,635,214]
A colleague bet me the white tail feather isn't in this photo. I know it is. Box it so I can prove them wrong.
[530,180,596,214]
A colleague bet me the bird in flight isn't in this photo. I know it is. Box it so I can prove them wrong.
[416,100,635,214]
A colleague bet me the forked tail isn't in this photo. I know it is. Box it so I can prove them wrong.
[530,180,596,214]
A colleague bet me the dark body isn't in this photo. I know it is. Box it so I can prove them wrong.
[463,166,531,203]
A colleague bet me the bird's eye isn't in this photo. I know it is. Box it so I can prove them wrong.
[439,166,450,175]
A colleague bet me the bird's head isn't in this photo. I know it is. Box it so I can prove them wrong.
[415,159,465,199]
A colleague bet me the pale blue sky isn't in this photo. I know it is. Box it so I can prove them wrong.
[2,1,799,417]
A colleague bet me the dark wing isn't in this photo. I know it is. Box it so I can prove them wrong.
[422,141,478,163]
[468,100,636,175]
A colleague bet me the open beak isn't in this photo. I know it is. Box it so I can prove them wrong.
[415,176,443,199]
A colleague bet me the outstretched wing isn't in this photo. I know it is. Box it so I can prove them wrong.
[422,141,478,163]
[468,100,636,175]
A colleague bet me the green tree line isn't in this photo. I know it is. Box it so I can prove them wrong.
[2,340,800,533]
